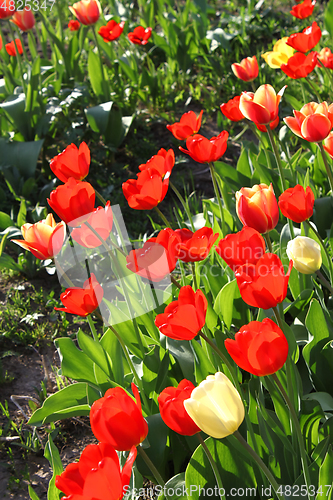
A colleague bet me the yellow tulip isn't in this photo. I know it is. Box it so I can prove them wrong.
[286,236,322,274]
[183,372,244,439]
[262,37,295,69]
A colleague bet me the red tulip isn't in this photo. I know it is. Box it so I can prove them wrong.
[278,185,314,223]
[11,8,35,31]
[174,227,219,262]
[284,101,333,142]
[154,285,207,340]
[290,0,316,19]
[317,48,333,70]
[50,142,90,183]
[6,39,23,56]
[0,0,14,19]
[122,168,169,210]
[236,183,279,234]
[323,131,333,159]
[167,111,203,140]
[56,442,137,500]
[231,56,259,82]
[128,26,152,45]
[239,84,286,125]
[48,177,95,226]
[225,318,288,376]
[69,0,101,25]
[90,384,148,451]
[158,380,201,436]
[220,96,244,122]
[255,115,279,133]
[286,21,321,53]
[179,131,228,163]
[126,228,180,282]
[138,148,175,177]
[281,51,317,79]
[99,20,125,42]
[11,214,66,260]
[216,227,266,272]
[55,273,104,317]
[235,253,293,309]
[68,19,80,31]
[70,202,113,248]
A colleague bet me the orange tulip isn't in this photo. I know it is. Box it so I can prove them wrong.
[317,48,333,70]
[69,0,101,25]
[11,8,35,31]
[5,39,23,56]
[12,214,66,260]
[231,56,259,82]
[239,84,286,125]
[284,102,333,142]
[236,183,279,234]
[323,131,333,159]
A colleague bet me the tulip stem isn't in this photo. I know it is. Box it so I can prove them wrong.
[87,315,99,342]
[154,206,172,228]
[266,127,287,191]
[209,162,226,237]
[316,270,333,295]
[137,445,165,486]
[109,325,150,411]
[197,434,226,500]
[318,142,333,194]
[271,374,313,500]
[304,219,333,283]
[170,181,195,231]
[232,124,249,142]
[191,262,198,290]
[234,431,285,500]
[171,275,182,289]
[91,27,110,101]
[263,232,273,253]
[305,77,321,103]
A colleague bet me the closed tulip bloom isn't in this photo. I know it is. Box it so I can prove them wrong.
[262,37,295,69]
[281,51,317,79]
[68,19,80,31]
[90,384,148,451]
[167,110,203,140]
[98,20,125,42]
[220,96,244,122]
[179,131,228,163]
[323,131,333,159]
[6,39,23,56]
[239,84,286,125]
[128,26,152,45]
[290,0,316,19]
[69,0,101,25]
[287,236,322,274]
[216,227,266,272]
[55,273,104,317]
[287,21,321,53]
[55,442,137,500]
[50,142,90,183]
[284,101,333,142]
[138,148,175,177]
[236,183,279,234]
[155,286,207,340]
[174,227,219,262]
[122,168,169,210]
[235,253,293,309]
[126,228,180,282]
[225,318,288,376]
[231,56,259,82]
[12,214,66,260]
[48,178,95,226]
[317,48,333,70]
[158,380,201,436]
[0,0,14,19]
[70,202,113,248]
[11,8,35,31]
[278,184,315,223]
[184,372,244,439]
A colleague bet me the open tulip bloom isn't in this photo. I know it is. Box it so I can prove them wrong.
[284,101,333,142]
[239,84,286,125]
[167,110,203,140]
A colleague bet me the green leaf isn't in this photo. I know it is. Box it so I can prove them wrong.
[88,50,106,99]
[166,338,195,383]
[280,223,301,300]
[77,328,113,380]
[0,211,14,230]
[55,337,98,386]
[185,437,256,497]
[0,253,22,271]
[44,435,63,500]
[137,414,169,479]
[318,446,333,494]
[0,94,32,141]
[325,0,333,38]
[17,199,26,227]
[157,473,187,500]
[25,56,41,114]
[214,279,238,329]
[191,338,217,384]
[28,485,41,500]
[0,138,44,178]
[28,383,91,426]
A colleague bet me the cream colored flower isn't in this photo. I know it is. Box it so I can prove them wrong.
[287,236,322,274]
[262,37,295,69]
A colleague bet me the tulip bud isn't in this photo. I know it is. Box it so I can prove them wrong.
[235,183,279,234]
[183,372,244,439]
[286,236,322,274]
